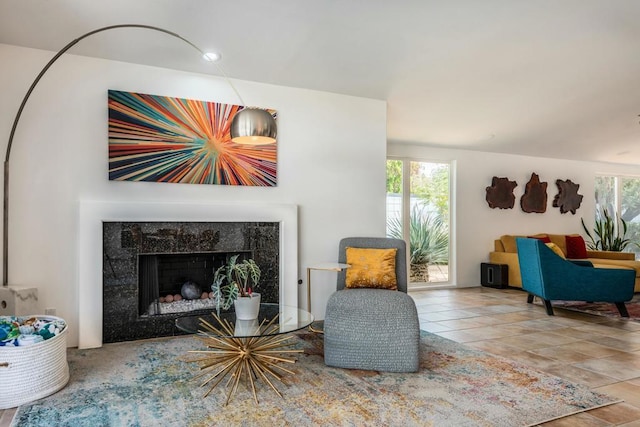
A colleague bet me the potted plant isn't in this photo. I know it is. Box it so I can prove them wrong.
[211,254,261,319]
[581,209,631,251]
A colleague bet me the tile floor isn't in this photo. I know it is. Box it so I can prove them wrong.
[2,286,640,426]
[412,287,640,426]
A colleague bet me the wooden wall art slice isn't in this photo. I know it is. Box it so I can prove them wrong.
[520,173,547,213]
[553,179,583,214]
[485,177,518,209]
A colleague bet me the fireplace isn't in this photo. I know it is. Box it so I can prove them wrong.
[102,222,279,343]
[78,201,299,349]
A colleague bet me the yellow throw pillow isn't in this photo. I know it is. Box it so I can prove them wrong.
[545,242,566,259]
[345,247,398,290]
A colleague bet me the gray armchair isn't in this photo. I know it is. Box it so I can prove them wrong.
[323,237,420,372]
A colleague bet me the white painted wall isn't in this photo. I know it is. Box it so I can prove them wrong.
[388,143,640,287]
[0,44,387,347]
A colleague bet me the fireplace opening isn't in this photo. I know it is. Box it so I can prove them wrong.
[138,251,251,317]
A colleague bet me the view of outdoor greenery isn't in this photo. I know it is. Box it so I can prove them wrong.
[386,159,450,284]
[594,175,640,256]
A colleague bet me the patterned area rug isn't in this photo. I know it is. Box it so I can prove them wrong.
[552,295,640,321]
[12,331,618,427]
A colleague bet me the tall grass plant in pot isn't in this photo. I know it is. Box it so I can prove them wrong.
[581,209,631,252]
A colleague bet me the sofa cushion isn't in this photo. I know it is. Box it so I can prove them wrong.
[529,235,551,243]
[500,235,519,253]
[545,242,566,259]
[566,235,588,259]
[345,247,398,289]
[588,258,640,277]
[545,234,567,255]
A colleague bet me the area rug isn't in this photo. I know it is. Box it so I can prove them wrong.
[11,332,619,427]
[552,294,640,321]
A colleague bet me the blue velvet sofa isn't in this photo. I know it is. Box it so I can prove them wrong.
[515,237,635,316]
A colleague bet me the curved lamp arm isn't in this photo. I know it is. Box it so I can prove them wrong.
[2,24,211,286]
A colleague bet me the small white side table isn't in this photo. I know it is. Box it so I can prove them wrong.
[306,263,350,333]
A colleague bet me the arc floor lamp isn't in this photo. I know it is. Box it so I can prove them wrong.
[2,24,277,287]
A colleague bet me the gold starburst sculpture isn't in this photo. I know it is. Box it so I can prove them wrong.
[183,313,303,406]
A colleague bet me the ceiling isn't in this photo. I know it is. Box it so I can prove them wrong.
[1,0,640,165]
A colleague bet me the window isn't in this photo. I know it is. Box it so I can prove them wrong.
[386,159,451,286]
[593,175,640,257]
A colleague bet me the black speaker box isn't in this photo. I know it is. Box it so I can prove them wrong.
[480,263,508,288]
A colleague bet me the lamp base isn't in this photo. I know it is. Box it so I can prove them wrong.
[0,286,39,316]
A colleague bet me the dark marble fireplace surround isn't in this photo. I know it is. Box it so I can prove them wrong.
[103,221,279,343]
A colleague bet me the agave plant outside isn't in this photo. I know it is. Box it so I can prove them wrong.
[387,204,449,281]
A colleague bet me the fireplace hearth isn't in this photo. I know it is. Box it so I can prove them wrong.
[103,221,279,343]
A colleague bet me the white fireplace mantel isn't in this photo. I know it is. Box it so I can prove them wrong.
[78,200,298,349]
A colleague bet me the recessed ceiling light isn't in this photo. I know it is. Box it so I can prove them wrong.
[202,52,221,62]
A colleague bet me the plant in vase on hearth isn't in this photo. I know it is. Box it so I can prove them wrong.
[211,255,261,316]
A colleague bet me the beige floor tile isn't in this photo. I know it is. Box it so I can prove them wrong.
[466,304,525,315]
[493,331,581,350]
[418,321,453,333]
[414,302,455,312]
[0,409,17,427]
[573,356,640,381]
[449,324,518,340]
[547,316,608,328]
[553,310,610,324]
[551,328,610,341]
[529,346,595,363]
[435,316,501,330]
[465,339,525,358]
[496,323,542,336]
[424,309,482,320]
[541,365,619,388]
[585,335,640,352]
[595,381,640,407]
[433,329,485,343]
[577,323,639,337]
[417,311,459,322]
[563,340,632,359]
[505,350,563,371]
[489,311,547,323]
[599,320,640,332]
[538,411,611,426]
[587,402,640,424]
[510,318,569,331]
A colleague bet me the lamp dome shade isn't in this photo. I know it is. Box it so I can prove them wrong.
[230,108,277,145]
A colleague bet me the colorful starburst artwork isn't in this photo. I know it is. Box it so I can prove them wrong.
[108,90,277,186]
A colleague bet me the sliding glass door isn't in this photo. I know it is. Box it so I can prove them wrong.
[386,159,451,286]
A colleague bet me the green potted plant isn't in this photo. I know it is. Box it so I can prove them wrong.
[211,255,261,319]
[581,209,631,252]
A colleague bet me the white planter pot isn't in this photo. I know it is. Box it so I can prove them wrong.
[233,293,261,320]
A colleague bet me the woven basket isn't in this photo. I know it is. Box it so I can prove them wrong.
[0,315,69,409]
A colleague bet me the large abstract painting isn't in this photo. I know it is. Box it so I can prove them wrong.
[108,90,277,186]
